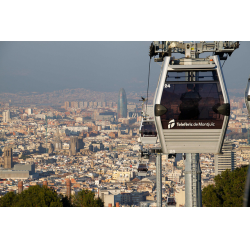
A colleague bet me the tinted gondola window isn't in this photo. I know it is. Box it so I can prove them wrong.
[166,70,219,82]
[140,121,157,137]
[160,70,224,129]
[138,164,148,172]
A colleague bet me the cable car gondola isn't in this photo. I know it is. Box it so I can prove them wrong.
[167,197,176,206]
[245,76,250,115]
[139,119,157,144]
[154,55,230,154]
[137,163,148,176]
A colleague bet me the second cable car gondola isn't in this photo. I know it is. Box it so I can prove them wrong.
[167,197,176,206]
[137,163,148,176]
[139,118,157,144]
[245,75,250,115]
[154,55,230,154]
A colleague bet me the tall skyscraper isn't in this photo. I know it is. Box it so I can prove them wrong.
[84,102,88,108]
[71,101,79,109]
[54,129,62,151]
[64,101,70,109]
[4,147,13,169]
[215,140,236,175]
[70,136,78,156]
[79,101,84,109]
[3,110,10,123]
[117,88,127,118]
[70,136,84,155]
[27,108,32,115]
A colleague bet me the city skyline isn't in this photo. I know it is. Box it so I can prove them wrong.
[0,94,248,206]
[0,85,246,111]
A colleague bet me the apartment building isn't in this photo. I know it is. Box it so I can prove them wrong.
[112,170,135,182]
[3,110,10,123]
[215,140,236,175]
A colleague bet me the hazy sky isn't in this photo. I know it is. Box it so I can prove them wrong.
[0,41,249,94]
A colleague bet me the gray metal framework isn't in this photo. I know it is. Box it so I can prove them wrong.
[184,153,201,207]
[244,75,250,206]
[150,41,239,61]
[156,153,162,207]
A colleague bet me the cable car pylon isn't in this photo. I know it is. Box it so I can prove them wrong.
[244,75,250,206]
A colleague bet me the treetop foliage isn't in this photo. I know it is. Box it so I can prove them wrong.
[0,185,104,207]
[72,189,104,207]
[202,165,249,207]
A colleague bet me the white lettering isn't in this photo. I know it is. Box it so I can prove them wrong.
[176,122,216,127]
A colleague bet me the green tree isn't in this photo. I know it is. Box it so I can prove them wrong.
[0,185,63,207]
[16,185,63,207]
[60,195,72,207]
[0,186,104,207]
[202,165,248,207]
[202,184,223,207]
[73,189,104,207]
[0,191,19,207]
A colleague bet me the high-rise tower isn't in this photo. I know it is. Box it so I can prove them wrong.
[3,110,10,123]
[117,88,127,118]
[215,140,236,175]
[4,147,13,169]
[69,136,84,156]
